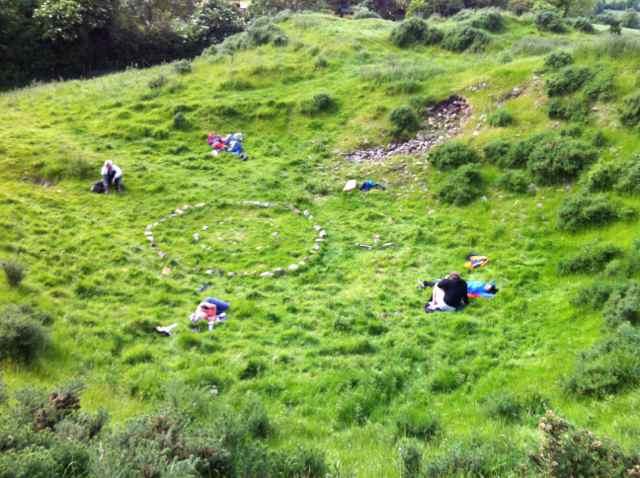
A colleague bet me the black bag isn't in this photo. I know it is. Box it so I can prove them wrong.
[91,181,105,194]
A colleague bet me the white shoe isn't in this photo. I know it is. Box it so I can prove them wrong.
[155,323,178,336]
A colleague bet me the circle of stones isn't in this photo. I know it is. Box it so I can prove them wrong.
[143,200,328,278]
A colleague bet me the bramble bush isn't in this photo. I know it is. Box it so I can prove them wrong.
[437,166,484,206]
[533,410,640,476]
[527,137,596,184]
[557,194,621,231]
[442,26,489,52]
[483,139,512,165]
[470,9,504,32]
[545,66,593,96]
[173,60,192,75]
[620,92,640,127]
[547,97,590,121]
[390,106,420,138]
[604,283,640,328]
[497,170,531,193]
[395,406,440,440]
[585,160,622,192]
[557,243,623,274]
[390,18,442,47]
[535,10,566,33]
[488,109,514,127]
[429,141,480,170]
[0,305,49,363]
[300,94,337,115]
[573,17,595,33]
[544,51,573,69]
[2,260,24,287]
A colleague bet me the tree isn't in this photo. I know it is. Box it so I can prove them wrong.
[34,0,115,42]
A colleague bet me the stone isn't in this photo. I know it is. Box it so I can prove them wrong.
[206,269,214,275]
[260,271,274,278]
[195,202,206,208]
[318,230,327,238]
[158,251,167,258]
[227,272,236,277]
[193,233,200,242]
[343,179,358,192]
[273,268,285,277]
[161,266,171,276]
[288,264,299,272]
[303,210,310,217]
[202,225,209,231]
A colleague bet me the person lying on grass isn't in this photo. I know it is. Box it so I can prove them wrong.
[422,272,469,313]
[100,160,123,194]
[155,297,229,336]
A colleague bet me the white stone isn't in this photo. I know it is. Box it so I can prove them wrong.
[343,179,358,192]
[260,271,274,278]
[288,264,299,272]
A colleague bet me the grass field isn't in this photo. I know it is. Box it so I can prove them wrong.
[3,10,640,476]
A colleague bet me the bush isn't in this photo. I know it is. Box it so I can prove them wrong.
[585,161,622,192]
[148,75,167,89]
[592,131,607,147]
[573,16,595,33]
[488,109,514,127]
[172,112,189,130]
[547,97,590,121]
[271,446,327,478]
[533,410,637,475]
[620,92,640,127]
[544,51,573,69]
[572,282,622,310]
[527,138,596,184]
[429,141,480,170]
[566,324,640,396]
[0,306,48,363]
[300,94,336,115]
[535,10,566,32]
[424,439,522,477]
[616,156,640,194]
[399,440,422,478]
[442,26,489,52]
[610,20,622,35]
[604,283,640,327]
[390,106,420,138]
[584,72,616,102]
[621,9,640,29]
[497,170,531,193]
[429,366,466,392]
[390,18,441,47]
[470,9,504,32]
[557,194,620,231]
[545,66,592,96]
[2,260,24,287]
[484,392,549,422]
[353,6,381,18]
[396,408,440,440]
[558,243,623,274]
[173,60,192,75]
[437,165,484,206]
[483,139,512,164]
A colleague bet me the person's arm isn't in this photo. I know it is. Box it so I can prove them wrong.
[113,165,123,179]
[437,279,452,290]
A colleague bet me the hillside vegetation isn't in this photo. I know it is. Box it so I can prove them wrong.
[4,10,640,477]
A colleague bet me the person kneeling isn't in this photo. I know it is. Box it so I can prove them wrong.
[423,272,469,313]
[190,297,229,331]
[101,160,123,194]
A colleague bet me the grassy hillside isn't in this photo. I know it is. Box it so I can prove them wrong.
[3,11,640,476]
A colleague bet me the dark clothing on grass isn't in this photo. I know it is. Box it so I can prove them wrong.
[437,278,469,308]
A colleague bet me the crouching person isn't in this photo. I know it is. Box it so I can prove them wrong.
[101,160,123,194]
[190,297,230,331]
[423,272,469,313]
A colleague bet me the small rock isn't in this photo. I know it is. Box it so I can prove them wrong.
[161,266,171,276]
[273,268,285,277]
[193,233,200,242]
[206,269,214,275]
[260,271,274,278]
[319,230,327,238]
[202,225,209,231]
[288,264,299,272]
[343,179,358,192]
[227,272,236,277]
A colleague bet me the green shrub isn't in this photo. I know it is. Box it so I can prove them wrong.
[497,170,531,193]
[396,408,440,440]
[622,9,640,29]
[172,112,189,130]
[470,9,504,32]
[544,51,573,69]
[353,6,381,19]
[573,17,595,33]
[545,66,593,96]
[557,194,620,231]
[241,396,272,439]
[547,97,590,121]
[430,366,466,392]
[616,156,640,194]
[147,75,167,89]
[572,282,622,310]
[566,324,640,396]
[429,141,480,170]
[585,161,623,192]
[2,260,24,287]
[219,79,254,91]
[437,165,483,206]
[240,359,267,380]
[386,80,422,95]
[620,92,640,127]
[173,60,192,75]
[484,392,549,422]
[442,26,489,52]
[604,283,640,328]
[271,446,327,478]
[0,305,48,363]
[584,72,616,102]
[533,410,636,476]
[399,440,422,478]
[483,139,512,164]
[535,10,566,32]
[593,131,608,147]
[527,138,596,184]
[610,20,622,35]
[424,439,522,477]
[488,109,514,127]
[390,106,420,137]
[300,94,337,115]
[558,243,623,274]
[390,18,442,47]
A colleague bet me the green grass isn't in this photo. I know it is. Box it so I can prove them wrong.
[2,11,640,476]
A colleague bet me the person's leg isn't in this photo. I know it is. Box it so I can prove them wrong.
[102,174,110,193]
[114,177,122,192]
